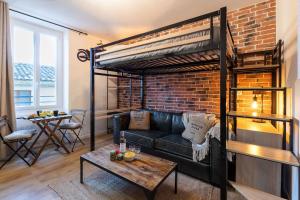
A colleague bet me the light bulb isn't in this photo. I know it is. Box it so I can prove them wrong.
[251,101,258,109]
[252,112,257,117]
[251,95,258,109]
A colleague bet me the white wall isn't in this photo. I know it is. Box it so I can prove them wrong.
[11,11,113,137]
[276,0,299,199]
[65,31,111,137]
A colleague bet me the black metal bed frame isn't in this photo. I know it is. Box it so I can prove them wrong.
[89,7,233,200]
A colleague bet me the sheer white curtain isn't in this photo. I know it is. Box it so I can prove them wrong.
[0,0,16,159]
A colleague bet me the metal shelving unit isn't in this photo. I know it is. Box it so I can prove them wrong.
[227,40,299,199]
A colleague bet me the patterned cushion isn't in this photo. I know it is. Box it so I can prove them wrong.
[128,111,150,130]
[3,129,36,142]
[59,122,82,129]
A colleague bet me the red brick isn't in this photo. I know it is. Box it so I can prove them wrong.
[118,0,275,115]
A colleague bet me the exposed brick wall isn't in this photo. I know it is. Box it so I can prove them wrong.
[144,72,221,114]
[118,0,276,115]
[228,0,276,52]
[118,78,141,108]
[236,73,273,114]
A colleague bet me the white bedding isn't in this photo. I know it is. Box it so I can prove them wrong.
[95,24,233,66]
[96,25,213,64]
[98,24,211,56]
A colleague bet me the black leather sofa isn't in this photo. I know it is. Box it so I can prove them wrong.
[113,110,222,186]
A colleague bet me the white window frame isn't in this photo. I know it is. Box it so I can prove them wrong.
[11,19,63,112]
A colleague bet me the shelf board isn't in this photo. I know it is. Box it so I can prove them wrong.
[227,111,293,122]
[230,87,286,91]
[242,57,265,62]
[229,181,285,200]
[227,140,299,167]
[233,64,279,73]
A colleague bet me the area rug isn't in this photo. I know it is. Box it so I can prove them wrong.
[48,168,244,200]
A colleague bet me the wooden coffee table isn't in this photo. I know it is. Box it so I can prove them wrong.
[80,144,178,200]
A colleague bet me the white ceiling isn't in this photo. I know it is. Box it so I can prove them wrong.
[7,0,264,41]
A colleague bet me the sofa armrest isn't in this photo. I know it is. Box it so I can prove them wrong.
[209,137,222,186]
[113,112,130,144]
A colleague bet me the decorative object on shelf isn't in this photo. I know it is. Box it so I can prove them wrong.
[77,49,90,62]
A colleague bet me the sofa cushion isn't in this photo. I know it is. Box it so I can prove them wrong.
[124,130,168,148]
[128,111,150,130]
[182,113,216,143]
[171,114,185,135]
[155,134,210,164]
[149,111,172,132]
[4,129,37,142]
[155,134,192,159]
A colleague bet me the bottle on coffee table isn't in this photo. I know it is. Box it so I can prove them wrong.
[119,131,126,153]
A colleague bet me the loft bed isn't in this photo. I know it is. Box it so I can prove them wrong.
[89,7,233,200]
[92,10,235,75]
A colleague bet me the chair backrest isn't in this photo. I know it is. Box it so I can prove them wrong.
[0,116,7,129]
[70,109,87,125]
[0,116,12,141]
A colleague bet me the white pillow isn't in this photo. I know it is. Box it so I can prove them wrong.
[182,112,216,143]
[192,115,216,144]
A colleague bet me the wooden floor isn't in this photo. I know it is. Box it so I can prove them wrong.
[0,134,113,200]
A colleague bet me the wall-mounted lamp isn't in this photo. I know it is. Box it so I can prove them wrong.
[251,91,265,123]
[251,95,258,109]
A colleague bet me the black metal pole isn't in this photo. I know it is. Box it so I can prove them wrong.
[94,72,141,80]
[130,78,132,108]
[290,119,294,152]
[90,48,95,151]
[283,88,287,150]
[220,7,228,200]
[278,40,282,87]
[281,87,287,198]
[106,71,109,134]
[140,76,144,109]
[9,9,88,35]
[210,16,214,48]
[271,70,277,126]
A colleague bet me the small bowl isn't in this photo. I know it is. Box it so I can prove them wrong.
[124,151,136,162]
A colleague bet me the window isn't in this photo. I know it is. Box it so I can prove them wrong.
[14,90,32,106]
[11,20,63,110]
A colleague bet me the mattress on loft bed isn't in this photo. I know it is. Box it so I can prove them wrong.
[95,25,234,67]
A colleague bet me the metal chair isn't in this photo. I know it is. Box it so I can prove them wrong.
[57,109,87,152]
[0,116,37,169]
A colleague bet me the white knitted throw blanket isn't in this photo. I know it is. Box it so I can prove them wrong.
[182,112,234,162]
[192,123,234,162]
